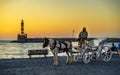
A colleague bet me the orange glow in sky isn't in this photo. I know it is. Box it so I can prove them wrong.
[0,0,120,40]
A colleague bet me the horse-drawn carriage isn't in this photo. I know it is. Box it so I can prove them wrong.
[43,38,112,66]
[72,38,112,64]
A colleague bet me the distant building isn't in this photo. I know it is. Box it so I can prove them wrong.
[17,19,27,42]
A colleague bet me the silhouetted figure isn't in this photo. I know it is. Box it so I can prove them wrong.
[78,27,88,48]
[111,43,117,51]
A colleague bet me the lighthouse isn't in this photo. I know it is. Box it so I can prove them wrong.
[17,19,27,42]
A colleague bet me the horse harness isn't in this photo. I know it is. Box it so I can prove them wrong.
[50,40,72,52]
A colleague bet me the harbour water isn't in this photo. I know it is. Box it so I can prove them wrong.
[0,42,48,59]
[0,40,119,59]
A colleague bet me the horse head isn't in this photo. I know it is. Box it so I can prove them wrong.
[43,38,49,48]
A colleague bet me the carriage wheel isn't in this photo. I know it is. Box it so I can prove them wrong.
[101,46,112,62]
[73,55,79,62]
[82,51,91,64]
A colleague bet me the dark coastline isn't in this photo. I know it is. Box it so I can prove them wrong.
[11,38,120,43]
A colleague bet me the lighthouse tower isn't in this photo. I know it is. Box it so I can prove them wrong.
[21,19,24,34]
[17,19,27,42]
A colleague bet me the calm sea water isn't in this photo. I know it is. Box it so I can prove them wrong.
[0,42,53,59]
[0,40,119,59]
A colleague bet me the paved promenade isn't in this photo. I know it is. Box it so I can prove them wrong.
[0,55,120,75]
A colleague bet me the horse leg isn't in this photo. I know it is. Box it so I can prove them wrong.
[52,52,56,66]
[66,52,70,64]
[70,51,73,64]
[54,51,58,66]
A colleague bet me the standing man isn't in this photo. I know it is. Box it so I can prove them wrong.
[78,27,88,48]
[118,42,120,56]
[111,43,117,51]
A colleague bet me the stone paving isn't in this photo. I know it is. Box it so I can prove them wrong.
[0,55,120,75]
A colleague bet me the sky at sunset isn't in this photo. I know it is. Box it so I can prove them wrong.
[0,0,120,40]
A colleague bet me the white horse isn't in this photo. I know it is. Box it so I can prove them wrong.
[43,38,73,66]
